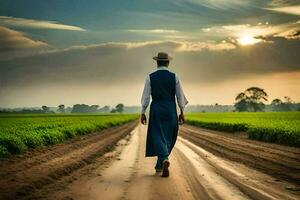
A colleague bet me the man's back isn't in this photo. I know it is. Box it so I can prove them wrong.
[150,70,176,102]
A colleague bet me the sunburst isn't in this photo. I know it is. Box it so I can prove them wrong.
[237,35,261,46]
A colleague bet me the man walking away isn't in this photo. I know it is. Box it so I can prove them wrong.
[141,52,188,177]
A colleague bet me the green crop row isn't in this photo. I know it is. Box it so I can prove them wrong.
[0,114,138,157]
[185,112,300,147]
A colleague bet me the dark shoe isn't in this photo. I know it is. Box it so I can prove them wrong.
[161,160,170,177]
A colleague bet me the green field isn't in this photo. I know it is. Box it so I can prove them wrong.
[0,114,138,157]
[186,112,300,147]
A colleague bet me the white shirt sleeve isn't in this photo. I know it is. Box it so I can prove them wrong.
[175,75,188,111]
[141,75,151,114]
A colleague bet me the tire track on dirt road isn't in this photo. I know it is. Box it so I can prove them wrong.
[0,120,138,200]
[176,137,298,200]
[49,124,299,200]
[179,125,300,186]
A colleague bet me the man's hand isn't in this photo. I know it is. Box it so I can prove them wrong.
[141,114,147,125]
[178,113,185,125]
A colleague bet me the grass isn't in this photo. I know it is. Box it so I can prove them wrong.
[185,112,300,147]
[0,114,138,157]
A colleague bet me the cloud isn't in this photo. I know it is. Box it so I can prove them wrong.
[0,16,86,31]
[273,21,300,39]
[179,0,250,10]
[269,0,299,7]
[0,26,49,60]
[174,41,236,51]
[44,40,235,54]
[124,29,193,40]
[126,29,179,34]
[265,5,300,16]
[201,21,300,43]
[0,38,299,88]
[0,38,299,107]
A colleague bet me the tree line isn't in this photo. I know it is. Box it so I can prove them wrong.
[0,104,125,114]
[1,87,299,113]
[234,87,299,112]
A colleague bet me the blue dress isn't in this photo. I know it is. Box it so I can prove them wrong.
[145,70,178,157]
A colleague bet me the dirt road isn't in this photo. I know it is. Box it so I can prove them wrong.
[0,121,138,200]
[1,122,299,200]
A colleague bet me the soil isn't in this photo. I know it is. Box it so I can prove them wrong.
[1,122,299,200]
[0,120,138,200]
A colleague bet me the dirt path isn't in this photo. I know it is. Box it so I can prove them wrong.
[50,124,299,200]
[1,123,299,200]
[179,125,300,185]
[0,121,138,200]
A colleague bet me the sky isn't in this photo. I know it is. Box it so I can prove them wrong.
[0,0,300,108]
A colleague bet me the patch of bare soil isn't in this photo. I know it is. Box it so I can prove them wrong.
[2,122,299,200]
[49,124,300,200]
[0,120,138,200]
[179,124,300,186]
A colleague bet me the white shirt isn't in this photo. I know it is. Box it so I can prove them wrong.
[141,66,188,114]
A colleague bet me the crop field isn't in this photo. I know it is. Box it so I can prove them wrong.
[0,114,138,157]
[185,112,300,147]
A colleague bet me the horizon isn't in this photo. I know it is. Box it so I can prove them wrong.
[0,104,236,109]
[0,0,300,107]
[1,101,298,110]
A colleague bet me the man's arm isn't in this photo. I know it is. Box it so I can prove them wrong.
[175,75,188,124]
[141,75,151,124]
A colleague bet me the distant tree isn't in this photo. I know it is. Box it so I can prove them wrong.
[115,103,124,113]
[65,106,73,113]
[234,87,268,112]
[1,109,45,114]
[110,108,117,113]
[271,98,282,105]
[284,96,293,104]
[90,105,99,113]
[57,104,65,113]
[98,105,110,113]
[42,105,50,113]
[271,98,283,111]
[234,99,248,112]
[71,104,99,113]
[282,96,293,111]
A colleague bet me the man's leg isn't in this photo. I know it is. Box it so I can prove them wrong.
[161,156,170,177]
[155,157,162,172]
[155,155,168,172]
[160,155,168,162]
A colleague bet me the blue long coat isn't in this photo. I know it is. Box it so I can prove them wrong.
[145,69,178,157]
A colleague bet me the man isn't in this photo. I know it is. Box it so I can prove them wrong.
[141,52,188,177]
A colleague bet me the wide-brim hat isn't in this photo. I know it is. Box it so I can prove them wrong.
[153,52,172,61]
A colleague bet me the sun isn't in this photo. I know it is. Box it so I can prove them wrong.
[237,35,260,46]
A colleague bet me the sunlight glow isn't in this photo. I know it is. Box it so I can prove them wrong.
[237,35,261,46]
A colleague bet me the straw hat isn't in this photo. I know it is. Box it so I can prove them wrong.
[153,52,172,61]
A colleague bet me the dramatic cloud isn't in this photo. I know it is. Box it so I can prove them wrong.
[175,41,235,51]
[1,0,300,107]
[124,29,193,40]
[180,0,250,10]
[266,5,300,16]
[1,38,299,107]
[0,26,49,60]
[46,40,236,53]
[0,16,86,31]
[269,0,299,6]
[201,21,300,44]
[126,29,179,34]
[0,38,299,87]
